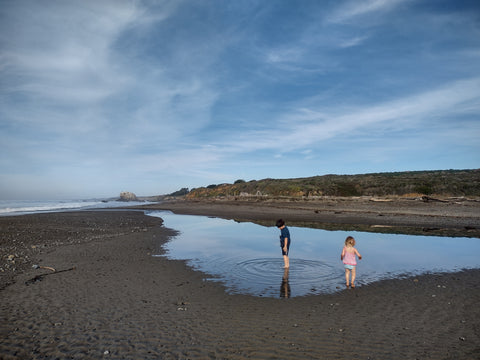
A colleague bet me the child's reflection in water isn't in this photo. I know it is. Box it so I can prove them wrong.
[280,267,291,298]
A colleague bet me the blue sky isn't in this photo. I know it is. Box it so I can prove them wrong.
[1,0,479,200]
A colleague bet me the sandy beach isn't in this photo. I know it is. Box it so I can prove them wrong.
[1,202,479,359]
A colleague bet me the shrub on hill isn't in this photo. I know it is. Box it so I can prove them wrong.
[186,169,480,199]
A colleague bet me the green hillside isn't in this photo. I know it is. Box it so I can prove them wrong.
[185,169,480,198]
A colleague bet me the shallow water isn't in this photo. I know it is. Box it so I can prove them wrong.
[148,211,480,298]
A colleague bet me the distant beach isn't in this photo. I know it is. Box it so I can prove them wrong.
[134,196,480,238]
[1,199,479,359]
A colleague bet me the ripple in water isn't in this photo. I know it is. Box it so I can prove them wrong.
[193,257,345,298]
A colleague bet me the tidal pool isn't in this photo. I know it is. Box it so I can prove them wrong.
[148,211,480,298]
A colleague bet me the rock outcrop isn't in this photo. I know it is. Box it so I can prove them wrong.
[119,191,138,201]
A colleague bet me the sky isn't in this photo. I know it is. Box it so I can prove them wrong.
[1,0,479,200]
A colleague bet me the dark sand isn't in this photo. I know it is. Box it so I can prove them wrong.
[1,202,479,359]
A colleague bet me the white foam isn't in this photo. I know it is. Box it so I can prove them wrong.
[0,199,156,216]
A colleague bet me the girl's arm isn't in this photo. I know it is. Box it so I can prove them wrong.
[355,248,362,260]
[340,247,346,260]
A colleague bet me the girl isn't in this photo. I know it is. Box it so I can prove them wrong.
[341,236,362,288]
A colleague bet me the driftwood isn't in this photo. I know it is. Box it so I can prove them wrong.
[25,266,76,286]
[32,264,56,272]
[421,196,448,203]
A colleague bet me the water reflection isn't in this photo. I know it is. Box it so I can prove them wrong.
[147,211,480,298]
[280,268,290,298]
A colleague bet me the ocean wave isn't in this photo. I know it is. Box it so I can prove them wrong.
[0,199,155,216]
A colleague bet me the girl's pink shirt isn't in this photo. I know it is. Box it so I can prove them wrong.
[342,246,357,266]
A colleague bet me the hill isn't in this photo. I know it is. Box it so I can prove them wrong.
[185,169,480,199]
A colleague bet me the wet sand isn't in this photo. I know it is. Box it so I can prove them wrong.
[1,205,479,359]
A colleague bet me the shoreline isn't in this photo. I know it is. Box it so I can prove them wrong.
[132,197,480,238]
[1,210,479,359]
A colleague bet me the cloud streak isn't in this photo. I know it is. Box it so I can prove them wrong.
[327,0,409,24]
[211,78,480,155]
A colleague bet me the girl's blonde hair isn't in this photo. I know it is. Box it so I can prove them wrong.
[345,236,355,246]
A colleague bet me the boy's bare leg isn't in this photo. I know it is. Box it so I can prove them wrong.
[283,255,289,268]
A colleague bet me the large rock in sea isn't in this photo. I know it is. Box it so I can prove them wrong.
[119,191,138,201]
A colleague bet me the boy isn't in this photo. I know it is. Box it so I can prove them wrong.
[276,219,290,268]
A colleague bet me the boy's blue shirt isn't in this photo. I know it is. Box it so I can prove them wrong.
[280,226,290,247]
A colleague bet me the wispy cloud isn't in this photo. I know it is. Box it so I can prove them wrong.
[212,78,480,155]
[0,1,142,100]
[338,35,369,48]
[327,0,409,24]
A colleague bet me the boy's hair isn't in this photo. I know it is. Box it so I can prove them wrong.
[345,236,355,246]
[276,219,285,228]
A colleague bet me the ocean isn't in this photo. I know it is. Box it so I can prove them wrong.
[0,199,156,217]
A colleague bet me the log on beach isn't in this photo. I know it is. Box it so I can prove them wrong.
[0,209,479,359]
